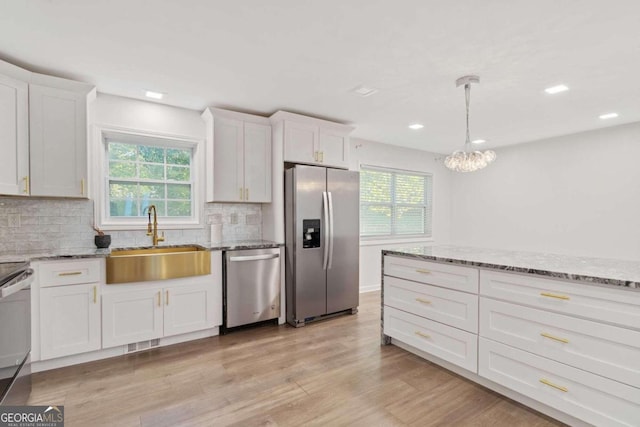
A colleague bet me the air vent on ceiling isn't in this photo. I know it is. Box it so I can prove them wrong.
[351,85,378,97]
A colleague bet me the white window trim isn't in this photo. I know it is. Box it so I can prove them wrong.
[92,124,205,231]
[359,164,434,241]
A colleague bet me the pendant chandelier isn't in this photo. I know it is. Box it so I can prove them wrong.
[444,75,496,172]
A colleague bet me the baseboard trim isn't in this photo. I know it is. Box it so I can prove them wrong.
[359,284,381,293]
[32,327,220,373]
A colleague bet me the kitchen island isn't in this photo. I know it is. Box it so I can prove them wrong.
[381,245,640,427]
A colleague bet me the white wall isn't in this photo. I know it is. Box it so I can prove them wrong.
[450,122,640,261]
[94,93,205,138]
[351,138,452,292]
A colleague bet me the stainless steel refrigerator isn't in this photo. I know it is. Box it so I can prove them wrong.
[284,165,359,327]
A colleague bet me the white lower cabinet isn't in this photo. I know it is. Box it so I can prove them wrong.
[102,288,163,348]
[102,281,220,348]
[480,297,640,388]
[163,282,217,337]
[479,337,640,427]
[40,284,101,360]
[384,306,478,372]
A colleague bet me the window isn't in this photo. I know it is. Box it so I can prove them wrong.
[360,166,433,238]
[100,130,200,228]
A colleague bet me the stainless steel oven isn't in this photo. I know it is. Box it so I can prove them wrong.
[0,262,33,406]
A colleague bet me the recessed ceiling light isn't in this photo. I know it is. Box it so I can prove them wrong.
[471,139,486,144]
[408,123,424,130]
[145,90,164,100]
[599,112,619,120]
[352,85,378,97]
[544,84,569,94]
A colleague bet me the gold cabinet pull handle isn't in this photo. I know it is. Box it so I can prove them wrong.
[23,176,29,194]
[80,178,85,196]
[539,378,568,393]
[93,286,97,304]
[415,269,431,274]
[58,271,82,276]
[319,151,324,162]
[541,332,569,344]
[314,151,318,161]
[540,292,570,300]
[157,291,161,307]
[415,298,432,305]
[414,331,430,339]
[245,188,249,201]
[239,187,243,200]
[166,290,169,305]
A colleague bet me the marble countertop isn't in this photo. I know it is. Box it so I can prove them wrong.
[383,245,640,290]
[0,240,283,264]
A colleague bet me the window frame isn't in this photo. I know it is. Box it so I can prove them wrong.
[359,164,433,240]
[94,126,204,231]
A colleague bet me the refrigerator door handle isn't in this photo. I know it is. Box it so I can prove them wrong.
[327,191,334,269]
[322,191,330,270]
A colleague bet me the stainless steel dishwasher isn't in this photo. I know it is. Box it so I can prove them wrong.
[224,248,281,329]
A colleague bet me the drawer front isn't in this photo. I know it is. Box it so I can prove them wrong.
[384,256,478,294]
[480,270,640,329]
[479,338,640,427]
[385,276,478,333]
[39,259,101,287]
[384,306,477,372]
[480,297,640,388]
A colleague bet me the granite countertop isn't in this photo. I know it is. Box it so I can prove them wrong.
[383,245,640,290]
[0,240,283,264]
[210,240,283,251]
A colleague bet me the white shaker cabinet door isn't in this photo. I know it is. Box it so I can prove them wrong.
[40,283,101,360]
[212,117,244,202]
[29,84,88,198]
[163,282,217,337]
[0,73,29,196]
[283,120,318,164]
[102,288,163,348]
[243,122,271,202]
[318,129,348,168]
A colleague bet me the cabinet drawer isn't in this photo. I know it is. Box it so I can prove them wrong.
[39,259,101,287]
[479,338,640,427]
[385,276,478,333]
[480,270,640,329]
[384,306,477,372]
[480,297,640,388]
[384,256,478,294]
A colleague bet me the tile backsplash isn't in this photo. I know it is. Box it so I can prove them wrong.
[0,197,262,255]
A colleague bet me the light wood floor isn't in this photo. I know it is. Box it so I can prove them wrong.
[29,291,562,426]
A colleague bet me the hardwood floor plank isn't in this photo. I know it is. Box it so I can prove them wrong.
[28,291,564,426]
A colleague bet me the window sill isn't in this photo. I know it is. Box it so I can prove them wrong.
[359,236,434,247]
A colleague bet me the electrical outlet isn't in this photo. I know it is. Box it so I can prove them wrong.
[7,214,20,228]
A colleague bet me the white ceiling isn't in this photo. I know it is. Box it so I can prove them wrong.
[2,0,639,153]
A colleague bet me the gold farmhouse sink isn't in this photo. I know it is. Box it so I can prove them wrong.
[106,245,211,284]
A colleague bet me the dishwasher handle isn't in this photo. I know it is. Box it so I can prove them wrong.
[229,253,280,262]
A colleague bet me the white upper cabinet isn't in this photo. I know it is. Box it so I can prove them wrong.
[0,65,29,196]
[29,79,95,198]
[283,120,318,165]
[202,108,272,203]
[271,111,354,169]
[0,59,95,198]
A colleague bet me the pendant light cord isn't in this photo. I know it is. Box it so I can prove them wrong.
[465,83,471,148]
